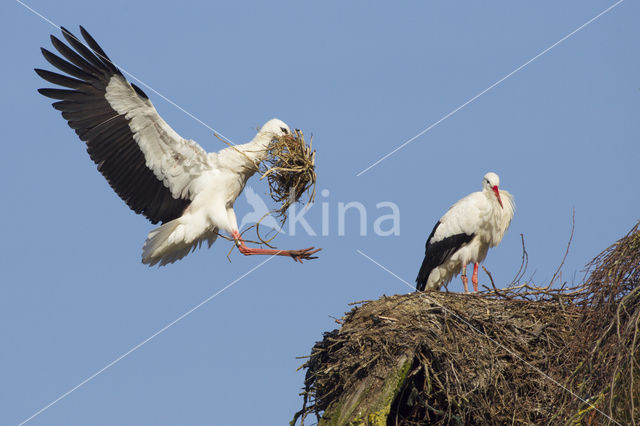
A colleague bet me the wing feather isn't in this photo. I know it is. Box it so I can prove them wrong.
[36,26,210,224]
[54,100,108,114]
[60,27,109,73]
[78,26,120,74]
[34,68,87,89]
[50,35,102,77]
[41,48,94,80]
[61,108,109,121]
[416,220,474,291]
[68,112,119,130]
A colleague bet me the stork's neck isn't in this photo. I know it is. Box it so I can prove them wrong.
[483,188,501,208]
[236,132,272,164]
[213,132,272,179]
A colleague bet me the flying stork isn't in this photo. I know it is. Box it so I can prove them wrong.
[416,172,514,293]
[35,26,320,266]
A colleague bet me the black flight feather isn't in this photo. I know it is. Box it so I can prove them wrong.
[416,221,475,291]
[36,26,189,224]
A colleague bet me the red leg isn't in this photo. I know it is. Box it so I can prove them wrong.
[472,263,479,292]
[461,263,469,293]
[231,231,321,263]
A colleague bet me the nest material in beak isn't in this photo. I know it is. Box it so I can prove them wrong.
[259,128,316,219]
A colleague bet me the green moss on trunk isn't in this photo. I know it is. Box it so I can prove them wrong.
[319,356,412,426]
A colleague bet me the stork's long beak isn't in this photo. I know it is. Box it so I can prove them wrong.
[492,186,504,208]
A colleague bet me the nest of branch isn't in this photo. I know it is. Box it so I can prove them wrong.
[292,222,640,425]
[260,129,316,218]
[557,222,640,425]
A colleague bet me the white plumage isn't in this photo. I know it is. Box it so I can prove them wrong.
[36,26,319,266]
[416,172,514,293]
[138,120,289,265]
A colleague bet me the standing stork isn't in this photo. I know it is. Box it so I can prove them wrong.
[416,172,514,293]
[35,26,320,266]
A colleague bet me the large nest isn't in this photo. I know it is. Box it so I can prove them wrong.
[293,222,640,425]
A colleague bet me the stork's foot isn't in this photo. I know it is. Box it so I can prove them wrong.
[237,245,321,263]
[284,247,322,263]
[232,231,321,263]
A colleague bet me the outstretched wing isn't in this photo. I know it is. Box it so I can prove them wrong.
[36,26,210,224]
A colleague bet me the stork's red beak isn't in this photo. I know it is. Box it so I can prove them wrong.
[492,185,503,208]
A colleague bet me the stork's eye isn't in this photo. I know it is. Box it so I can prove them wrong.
[280,127,288,134]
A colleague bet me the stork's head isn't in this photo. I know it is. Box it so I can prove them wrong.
[259,118,291,140]
[482,172,503,208]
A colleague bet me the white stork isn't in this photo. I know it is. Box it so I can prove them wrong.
[35,26,320,266]
[416,172,514,293]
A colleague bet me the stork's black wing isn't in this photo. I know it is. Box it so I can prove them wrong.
[416,221,474,291]
[36,26,209,224]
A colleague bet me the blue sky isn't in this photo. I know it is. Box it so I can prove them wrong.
[2,1,638,425]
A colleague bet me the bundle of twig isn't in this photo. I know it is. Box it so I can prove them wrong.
[244,129,316,246]
[260,129,316,217]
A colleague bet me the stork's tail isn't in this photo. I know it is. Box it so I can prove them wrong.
[142,219,218,266]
